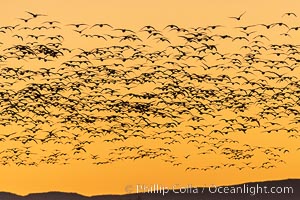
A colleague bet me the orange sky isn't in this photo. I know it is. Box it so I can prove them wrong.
[0,0,299,196]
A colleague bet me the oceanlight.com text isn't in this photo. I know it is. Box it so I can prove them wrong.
[125,183,294,196]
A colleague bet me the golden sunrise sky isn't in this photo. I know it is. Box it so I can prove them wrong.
[0,0,299,196]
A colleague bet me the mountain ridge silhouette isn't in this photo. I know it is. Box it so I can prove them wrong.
[0,179,298,200]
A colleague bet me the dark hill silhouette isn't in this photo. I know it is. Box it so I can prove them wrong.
[0,179,299,200]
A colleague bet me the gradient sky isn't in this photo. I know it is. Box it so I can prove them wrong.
[0,0,300,196]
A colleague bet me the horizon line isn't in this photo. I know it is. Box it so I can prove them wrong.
[1,178,299,197]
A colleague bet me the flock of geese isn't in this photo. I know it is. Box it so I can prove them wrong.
[0,11,299,171]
